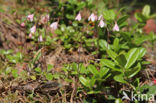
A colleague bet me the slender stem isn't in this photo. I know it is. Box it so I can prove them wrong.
[106,28,110,49]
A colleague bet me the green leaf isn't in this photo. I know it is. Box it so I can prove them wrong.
[99,67,109,78]
[100,59,115,69]
[120,32,131,43]
[47,64,53,72]
[138,48,146,59]
[135,13,146,23]
[100,59,122,72]
[30,76,36,80]
[86,0,93,4]
[88,64,98,75]
[5,67,12,74]
[125,63,141,78]
[142,5,150,17]
[45,73,53,81]
[125,48,140,69]
[55,29,62,34]
[99,40,110,51]
[72,63,78,71]
[87,90,101,94]
[0,8,4,13]
[142,61,151,65]
[90,77,96,88]
[6,55,16,63]
[79,76,90,87]
[71,71,78,75]
[107,49,118,60]
[72,21,78,27]
[139,85,156,99]
[66,14,75,20]
[103,10,116,21]
[134,35,150,45]
[115,54,127,67]
[113,38,120,52]
[68,0,77,4]
[35,67,41,73]
[16,52,23,60]
[149,32,156,40]
[77,2,86,11]
[12,69,18,78]
[117,15,129,26]
[151,13,156,18]
[79,64,87,74]
[32,51,41,64]
[114,74,128,84]
[118,22,128,29]
[103,73,111,80]
[146,86,156,96]
[82,99,90,103]
[53,74,60,79]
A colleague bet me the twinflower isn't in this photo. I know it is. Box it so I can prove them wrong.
[75,12,81,21]
[50,22,58,30]
[88,13,97,22]
[27,14,34,22]
[30,25,36,33]
[113,22,119,31]
[38,35,43,42]
[98,19,106,28]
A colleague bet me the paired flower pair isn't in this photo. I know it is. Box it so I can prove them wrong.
[29,22,58,41]
[27,12,119,40]
[75,13,105,27]
[29,25,36,38]
[20,14,34,27]
[75,12,98,22]
[29,25,43,42]
[20,14,34,31]
[28,14,58,41]
[75,12,119,31]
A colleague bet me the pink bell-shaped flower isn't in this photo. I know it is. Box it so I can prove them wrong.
[30,25,36,34]
[27,14,34,22]
[38,35,43,42]
[98,19,106,28]
[20,22,25,27]
[75,12,81,21]
[29,33,32,38]
[113,22,119,31]
[88,13,97,22]
[50,22,58,30]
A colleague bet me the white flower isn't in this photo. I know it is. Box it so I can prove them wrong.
[113,23,119,31]
[98,19,106,28]
[27,14,34,22]
[50,22,58,30]
[30,25,36,33]
[88,13,97,22]
[75,12,81,21]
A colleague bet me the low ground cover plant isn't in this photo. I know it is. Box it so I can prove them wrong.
[0,0,156,102]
